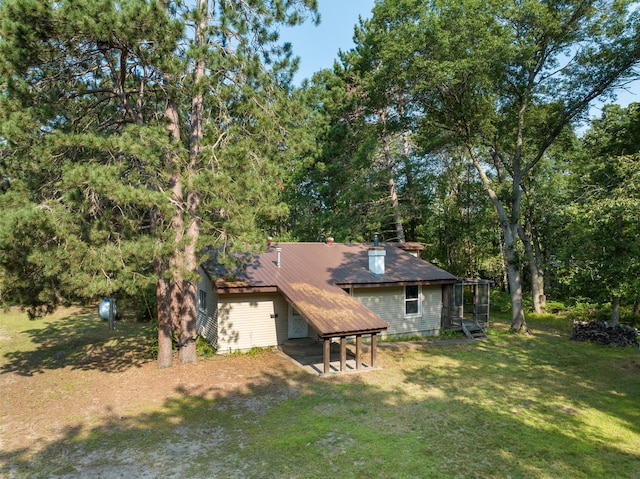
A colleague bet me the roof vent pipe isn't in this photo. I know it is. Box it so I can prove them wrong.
[276,247,282,268]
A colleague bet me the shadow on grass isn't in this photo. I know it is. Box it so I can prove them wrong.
[1,308,152,376]
[402,331,640,471]
[2,343,639,478]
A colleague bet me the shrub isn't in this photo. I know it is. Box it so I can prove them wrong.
[196,336,217,357]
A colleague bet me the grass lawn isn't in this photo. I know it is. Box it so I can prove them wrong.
[1,306,639,478]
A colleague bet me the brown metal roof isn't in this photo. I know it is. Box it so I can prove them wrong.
[277,281,388,338]
[210,242,458,338]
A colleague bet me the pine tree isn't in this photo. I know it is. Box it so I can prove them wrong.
[0,0,318,367]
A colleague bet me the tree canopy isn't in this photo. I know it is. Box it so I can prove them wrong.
[327,0,640,331]
[0,0,318,366]
[560,104,640,323]
[2,0,640,363]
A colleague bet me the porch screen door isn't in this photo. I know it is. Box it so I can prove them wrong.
[475,282,490,323]
[450,282,464,320]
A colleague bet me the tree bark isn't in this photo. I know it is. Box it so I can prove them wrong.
[532,232,546,311]
[380,110,405,243]
[518,225,545,314]
[504,224,527,332]
[156,276,173,369]
[159,0,188,366]
[468,147,528,333]
[177,0,208,365]
[611,296,620,326]
[498,229,508,291]
[165,97,187,364]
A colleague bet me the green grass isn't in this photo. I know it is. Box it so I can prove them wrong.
[0,306,152,374]
[1,307,639,478]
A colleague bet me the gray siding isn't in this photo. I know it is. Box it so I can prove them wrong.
[196,267,218,346]
[353,285,442,338]
[421,286,443,334]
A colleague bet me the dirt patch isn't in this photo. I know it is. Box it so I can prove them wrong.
[0,309,406,477]
[0,328,323,479]
[0,350,301,452]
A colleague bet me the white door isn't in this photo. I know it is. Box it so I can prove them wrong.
[288,305,308,339]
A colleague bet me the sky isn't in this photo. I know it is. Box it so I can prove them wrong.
[279,0,376,85]
[280,0,638,121]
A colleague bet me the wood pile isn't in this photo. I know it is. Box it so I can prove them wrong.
[571,321,639,347]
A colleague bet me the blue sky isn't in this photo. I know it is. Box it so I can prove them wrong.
[280,0,638,119]
[279,0,376,85]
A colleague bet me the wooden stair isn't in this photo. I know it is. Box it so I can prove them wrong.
[460,319,488,340]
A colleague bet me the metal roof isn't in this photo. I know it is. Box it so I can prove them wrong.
[210,242,458,338]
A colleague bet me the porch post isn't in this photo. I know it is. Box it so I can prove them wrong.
[355,335,362,370]
[370,333,378,368]
[473,283,479,322]
[323,338,331,375]
[340,337,347,372]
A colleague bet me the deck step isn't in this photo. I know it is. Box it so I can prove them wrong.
[461,320,488,340]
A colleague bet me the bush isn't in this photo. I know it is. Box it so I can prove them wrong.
[117,285,157,322]
[545,300,568,314]
[565,301,603,322]
[490,290,512,313]
[147,323,216,359]
[196,336,217,357]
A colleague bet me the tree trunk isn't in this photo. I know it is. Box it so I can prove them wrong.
[177,280,198,364]
[504,224,527,332]
[156,277,173,369]
[401,130,417,240]
[532,232,546,311]
[498,229,508,291]
[518,225,545,314]
[175,0,208,365]
[611,296,620,326]
[380,110,405,243]
[468,147,528,333]
[159,9,190,364]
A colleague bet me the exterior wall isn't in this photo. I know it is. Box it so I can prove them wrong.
[197,267,444,350]
[421,286,443,335]
[197,268,317,353]
[215,292,289,353]
[196,267,218,346]
[353,285,442,338]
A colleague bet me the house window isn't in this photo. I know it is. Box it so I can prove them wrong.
[198,289,207,312]
[405,285,421,317]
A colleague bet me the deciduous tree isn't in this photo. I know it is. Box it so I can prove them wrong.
[360,0,640,331]
[563,103,640,324]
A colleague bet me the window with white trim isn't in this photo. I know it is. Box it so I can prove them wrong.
[198,289,207,312]
[404,285,421,317]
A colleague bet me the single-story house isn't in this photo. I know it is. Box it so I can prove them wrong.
[196,239,486,374]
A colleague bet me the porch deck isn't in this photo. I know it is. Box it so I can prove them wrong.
[280,338,380,376]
